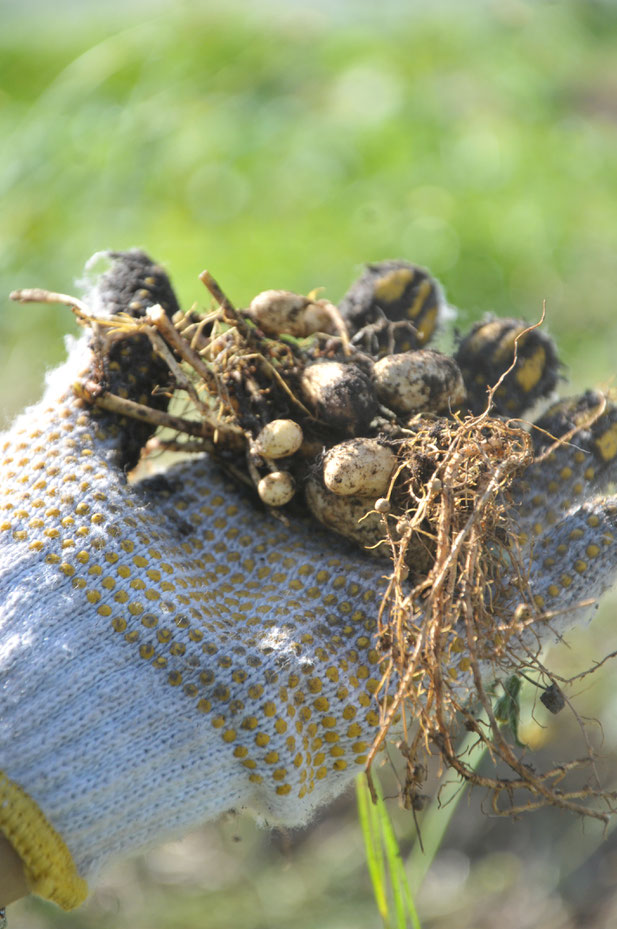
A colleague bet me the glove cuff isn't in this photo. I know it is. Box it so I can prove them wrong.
[0,773,88,909]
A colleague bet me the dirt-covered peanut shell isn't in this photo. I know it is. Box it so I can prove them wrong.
[323,438,396,497]
[255,419,303,459]
[257,471,296,506]
[247,289,335,338]
[300,361,377,430]
[373,349,466,414]
[305,479,387,555]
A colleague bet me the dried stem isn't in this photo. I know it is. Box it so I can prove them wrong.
[10,287,92,320]
[146,304,218,393]
[77,387,243,453]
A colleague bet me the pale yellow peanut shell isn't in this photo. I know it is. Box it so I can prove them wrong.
[257,470,296,506]
[255,419,303,459]
[373,349,466,414]
[247,289,335,338]
[323,438,396,497]
[305,478,387,555]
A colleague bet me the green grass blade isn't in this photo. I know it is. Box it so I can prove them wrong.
[381,812,406,929]
[358,774,423,929]
[374,780,422,929]
[357,774,390,925]
[400,867,423,929]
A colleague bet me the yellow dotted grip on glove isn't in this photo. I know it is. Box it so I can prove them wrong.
[1,387,386,805]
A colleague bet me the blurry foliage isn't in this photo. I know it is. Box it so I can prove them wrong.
[3,1,617,927]
[2,0,617,418]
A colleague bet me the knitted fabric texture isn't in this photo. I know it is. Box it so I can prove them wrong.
[1,254,617,908]
[0,336,391,903]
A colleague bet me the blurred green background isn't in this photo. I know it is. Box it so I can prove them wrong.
[2,0,617,926]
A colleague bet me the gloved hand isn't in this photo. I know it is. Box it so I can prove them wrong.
[1,252,616,911]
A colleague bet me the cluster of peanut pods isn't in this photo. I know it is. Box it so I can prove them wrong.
[191,260,561,566]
